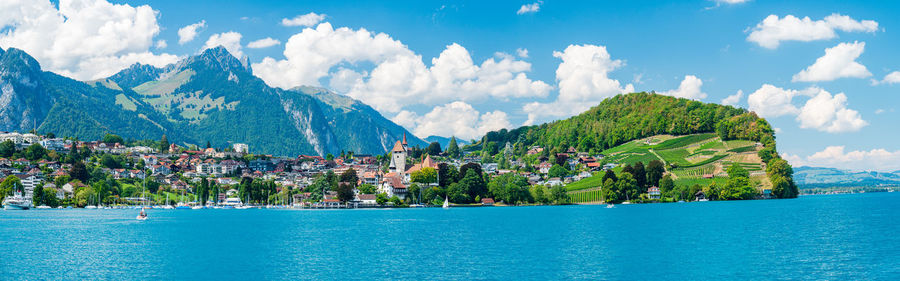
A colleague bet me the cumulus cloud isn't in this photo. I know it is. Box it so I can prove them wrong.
[517,2,542,15]
[0,0,178,80]
[155,40,167,49]
[516,48,529,58]
[872,71,900,85]
[247,37,281,49]
[203,32,243,58]
[253,23,551,113]
[783,146,900,172]
[522,44,633,125]
[659,75,706,100]
[793,41,871,82]
[747,84,866,133]
[797,89,868,133]
[281,12,326,27]
[747,84,801,118]
[177,20,206,45]
[392,102,512,140]
[721,90,743,106]
[747,14,878,49]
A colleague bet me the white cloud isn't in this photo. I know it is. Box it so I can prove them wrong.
[203,32,243,58]
[797,89,867,133]
[155,40,167,49]
[247,37,281,49]
[253,23,550,113]
[178,20,206,45]
[393,101,512,140]
[872,71,900,85]
[281,12,326,27]
[721,90,743,106]
[659,75,706,100]
[522,44,633,125]
[793,41,871,82]
[516,48,529,58]
[874,109,885,114]
[0,0,178,80]
[747,14,878,49]
[784,146,900,172]
[747,84,867,133]
[517,2,542,15]
[747,84,800,118]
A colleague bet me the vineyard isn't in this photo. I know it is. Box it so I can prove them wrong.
[567,188,604,203]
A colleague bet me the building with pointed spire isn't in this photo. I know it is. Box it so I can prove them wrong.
[388,133,409,174]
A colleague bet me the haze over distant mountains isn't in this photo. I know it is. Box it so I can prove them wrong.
[793,166,900,187]
[0,46,424,156]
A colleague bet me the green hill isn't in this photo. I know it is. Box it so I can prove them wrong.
[473,92,796,200]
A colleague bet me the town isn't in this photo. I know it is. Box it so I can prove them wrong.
[1,126,787,210]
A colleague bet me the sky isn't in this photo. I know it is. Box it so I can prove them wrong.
[1,0,899,171]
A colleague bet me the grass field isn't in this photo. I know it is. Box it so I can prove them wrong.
[566,173,603,191]
[651,133,717,150]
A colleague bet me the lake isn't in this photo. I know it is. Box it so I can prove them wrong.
[1,192,898,280]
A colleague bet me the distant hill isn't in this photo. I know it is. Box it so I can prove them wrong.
[424,135,469,149]
[0,46,424,156]
[794,166,900,188]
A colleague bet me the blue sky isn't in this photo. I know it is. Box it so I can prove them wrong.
[2,0,899,171]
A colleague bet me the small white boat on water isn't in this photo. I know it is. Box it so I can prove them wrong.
[2,193,32,210]
[84,205,98,209]
[606,204,615,208]
[36,205,52,209]
[136,208,148,220]
[442,196,449,209]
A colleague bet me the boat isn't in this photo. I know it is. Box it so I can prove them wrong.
[162,194,174,209]
[36,205,52,209]
[442,196,449,209]
[2,193,32,210]
[84,205,98,209]
[191,205,204,210]
[606,204,615,208]
[136,208,148,220]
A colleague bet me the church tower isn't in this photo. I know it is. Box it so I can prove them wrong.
[388,133,408,174]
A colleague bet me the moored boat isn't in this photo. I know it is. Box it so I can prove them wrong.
[2,193,32,210]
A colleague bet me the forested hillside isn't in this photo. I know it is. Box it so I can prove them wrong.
[472,92,797,199]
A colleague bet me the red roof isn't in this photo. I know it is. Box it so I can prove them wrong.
[323,199,340,203]
[481,198,495,204]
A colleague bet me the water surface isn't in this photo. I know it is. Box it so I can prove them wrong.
[1,193,898,280]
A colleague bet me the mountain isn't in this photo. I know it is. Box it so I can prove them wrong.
[0,46,424,156]
[793,166,900,187]
[424,135,469,149]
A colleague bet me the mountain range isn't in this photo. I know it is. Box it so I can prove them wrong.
[0,46,424,156]
[793,166,900,187]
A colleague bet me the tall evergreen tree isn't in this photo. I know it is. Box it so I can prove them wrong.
[446,137,460,158]
[160,134,170,152]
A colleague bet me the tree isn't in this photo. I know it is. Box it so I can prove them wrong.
[326,153,334,161]
[24,143,46,161]
[616,172,638,202]
[447,182,470,203]
[101,154,122,169]
[33,184,44,206]
[646,160,665,187]
[159,134,169,152]
[0,140,14,158]
[771,175,796,199]
[459,169,487,201]
[376,193,389,205]
[458,163,482,182]
[390,195,403,206]
[70,162,89,182]
[358,184,376,194]
[102,134,124,144]
[548,164,568,178]
[426,142,442,156]
[446,137,460,158]
[1,175,24,195]
[411,167,438,184]
[437,163,458,187]
[197,178,209,206]
[602,169,617,183]
[659,174,674,194]
[632,161,646,188]
[550,185,568,204]
[336,182,355,202]
[720,177,757,200]
[727,163,749,179]
[339,168,358,186]
[603,178,618,203]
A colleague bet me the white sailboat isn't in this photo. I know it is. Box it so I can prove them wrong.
[442,196,449,209]
[137,179,148,220]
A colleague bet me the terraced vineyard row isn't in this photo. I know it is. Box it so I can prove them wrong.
[568,189,604,203]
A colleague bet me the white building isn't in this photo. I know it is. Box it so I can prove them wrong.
[388,134,408,174]
[233,143,249,154]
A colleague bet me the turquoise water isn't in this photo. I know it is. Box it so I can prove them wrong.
[1,192,898,280]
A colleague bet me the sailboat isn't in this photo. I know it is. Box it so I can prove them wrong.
[137,179,149,220]
[442,196,449,209]
[162,193,174,209]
